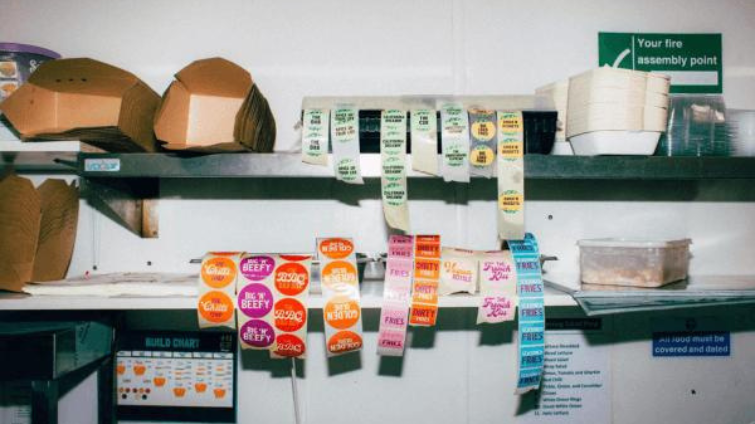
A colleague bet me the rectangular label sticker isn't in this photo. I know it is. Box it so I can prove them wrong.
[599,32,722,94]
[440,103,470,183]
[477,250,517,324]
[511,234,545,395]
[496,111,525,241]
[409,235,441,326]
[302,109,329,166]
[410,109,439,175]
[84,158,121,172]
[377,235,414,356]
[331,107,363,184]
[380,110,410,232]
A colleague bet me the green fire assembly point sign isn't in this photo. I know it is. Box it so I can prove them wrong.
[598,32,722,94]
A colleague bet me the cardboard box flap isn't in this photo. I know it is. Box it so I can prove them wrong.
[28,58,140,97]
[0,174,41,292]
[154,81,191,145]
[175,57,252,98]
[33,179,79,282]
[0,84,58,135]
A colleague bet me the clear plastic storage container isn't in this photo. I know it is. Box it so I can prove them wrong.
[578,238,691,288]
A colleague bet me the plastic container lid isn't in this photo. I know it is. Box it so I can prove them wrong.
[577,238,692,248]
[0,43,61,59]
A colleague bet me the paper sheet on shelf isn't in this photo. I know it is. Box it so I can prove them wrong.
[23,273,197,297]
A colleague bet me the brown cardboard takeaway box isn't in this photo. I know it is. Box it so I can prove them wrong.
[0,174,79,292]
[0,58,160,152]
[154,57,276,152]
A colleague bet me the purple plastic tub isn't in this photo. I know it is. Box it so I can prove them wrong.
[0,43,61,101]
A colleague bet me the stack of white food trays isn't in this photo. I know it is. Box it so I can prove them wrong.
[566,67,670,155]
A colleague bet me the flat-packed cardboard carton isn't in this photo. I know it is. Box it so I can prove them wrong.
[0,174,41,292]
[0,58,159,152]
[154,57,276,152]
[32,179,79,282]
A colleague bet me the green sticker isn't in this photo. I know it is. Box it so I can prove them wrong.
[336,158,359,182]
[444,143,467,167]
[382,182,407,206]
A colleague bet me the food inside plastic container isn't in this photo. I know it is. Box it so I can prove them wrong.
[578,238,691,288]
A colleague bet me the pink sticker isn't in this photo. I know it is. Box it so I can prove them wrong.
[380,304,409,329]
[239,319,275,348]
[378,329,407,351]
[237,283,274,318]
[480,296,514,323]
[480,260,514,282]
[240,255,275,281]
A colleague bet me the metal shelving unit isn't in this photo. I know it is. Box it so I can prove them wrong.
[77,153,755,180]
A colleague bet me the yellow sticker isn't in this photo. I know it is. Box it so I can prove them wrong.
[471,121,496,142]
[498,191,523,213]
[499,139,523,159]
[471,146,495,166]
[498,113,523,134]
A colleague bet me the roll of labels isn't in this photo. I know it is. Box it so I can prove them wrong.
[196,235,545,394]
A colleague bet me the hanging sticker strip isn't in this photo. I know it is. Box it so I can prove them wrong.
[409,235,441,326]
[270,255,311,359]
[380,110,410,232]
[476,250,517,324]
[318,238,364,356]
[510,234,545,395]
[302,109,329,166]
[377,235,414,356]
[496,111,525,240]
[237,254,278,351]
[331,106,363,184]
[468,109,497,178]
[439,247,478,296]
[410,109,439,175]
[440,103,471,183]
[198,252,242,329]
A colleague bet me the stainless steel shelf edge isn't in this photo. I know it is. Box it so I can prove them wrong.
[78,153,755,180]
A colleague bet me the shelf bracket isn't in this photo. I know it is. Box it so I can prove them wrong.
[82,178,159,238]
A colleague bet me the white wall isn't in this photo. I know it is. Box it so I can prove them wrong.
[4,1,755,424]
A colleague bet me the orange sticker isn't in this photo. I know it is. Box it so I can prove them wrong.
[214,388,227,398]
[409,305,438,326]
[321,260,358,289]
[195,383,208,393]
[414,258,440,280]
[201,257,237,289]
[133,365,146,376]
[274,262,309,296]
[327,331,363,354]
[173,388,187,398]
[274,298,307,332]
[274,334,306,358]
[319,238,354,259]
[153,377,166,387]
[198,291,234,323]
[412,280,439,304]
[280,254,312,262]
[324,297,361,329]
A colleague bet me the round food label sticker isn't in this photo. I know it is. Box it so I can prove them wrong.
[324,296,361,329]
[274,262,309,296]
[237,283,274,318]
[471,121,496,141]
[274,334,306,358]
[239,320,275,348]
[470,145,495,167]
[274,298,307,332]
[499,138,523,160]
[321,260,358,290]
[318,238,354,259]
[198,291,234,323]
[443,143,467,167]
[498,114,523,134]
[201,257,237,289]
[279,254,311,262]
[498,190,523,213]
[382,182,407,206]
[327,331,363,354]
[381,155,406,182]
[240,256,275,281]
[411,110,433,132]
[336,158,359,182]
